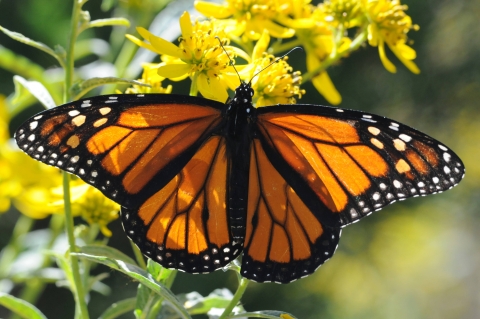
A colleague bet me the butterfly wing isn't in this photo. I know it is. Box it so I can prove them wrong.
[241,138,341,283]
[15,94,224,208]
[121,135,244,272]
[254,104,465,227]
[15,94,244,271]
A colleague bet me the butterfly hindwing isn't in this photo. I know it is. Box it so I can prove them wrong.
[15,94,225,208]
[121,135,244,273]
[240,139,341,283]
[255,105,465,226]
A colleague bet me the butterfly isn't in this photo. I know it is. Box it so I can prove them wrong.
[14,83,465,283]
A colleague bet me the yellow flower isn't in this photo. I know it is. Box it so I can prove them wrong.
[195,0,303,41]
[125,63,173,94]
[363,0,420,74]
[127,11,248,102]
[0,96,61,217]
[294,5,347,105]
[51,184,119,237]
[321,0,363,28]
[245,32,305,107]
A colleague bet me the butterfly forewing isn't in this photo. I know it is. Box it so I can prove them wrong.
[14,94,225,208]
[255,105,465,226]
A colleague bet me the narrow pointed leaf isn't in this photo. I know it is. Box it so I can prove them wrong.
[0,25,65,68]
[13,75,56,109]
[80,245,137,266]
[0,293,47,319]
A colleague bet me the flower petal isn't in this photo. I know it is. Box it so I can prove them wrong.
[261,19,295,39]
[395,42,417,60]
[378,39,397,73]
[312,72,342,105]
[157,63,191,78]
[194,1,232,19]
[125,34,162,55]
[230,46,251,63]
[197,73,228,102]
[179,12,193,38]
[137,27,182,58]
[252,31,270,61]
[367,24,378,46]
[388,43,420,74]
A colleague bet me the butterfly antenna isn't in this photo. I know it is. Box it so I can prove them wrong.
[248,46,303,85]
[215,36,242,84]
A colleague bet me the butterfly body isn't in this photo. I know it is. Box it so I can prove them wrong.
[15,83,464,283]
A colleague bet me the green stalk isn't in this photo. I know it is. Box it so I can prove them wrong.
[63,173,90,319]
[189,72,199,96]
[62,1,90,318]
[302,29,367,83]
[218,278,249,319]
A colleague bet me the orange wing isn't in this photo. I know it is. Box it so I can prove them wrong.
[121,135,243,272]
[15,94,225,208]
[255,105,465,226]
[240,139,341,283]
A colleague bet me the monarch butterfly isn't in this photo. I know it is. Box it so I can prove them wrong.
[15,83,464,283]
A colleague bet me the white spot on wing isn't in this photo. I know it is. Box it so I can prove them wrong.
[29,121,38,130]
[399,134,412,142]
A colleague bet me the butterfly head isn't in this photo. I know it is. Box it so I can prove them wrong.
[232,82,254,107]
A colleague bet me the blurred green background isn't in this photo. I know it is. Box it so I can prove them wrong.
[0,0,479,318]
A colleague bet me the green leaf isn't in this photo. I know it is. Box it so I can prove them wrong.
[74,252,192,319]
[0,293,47,319]
[13,75,56,109]
[147,259,176,284]
[228,311,298,319]
[70,77,148,100]
[0,25,65,68]
[183,289,237,315]
[98,297,136,319]
[79,245,137,266]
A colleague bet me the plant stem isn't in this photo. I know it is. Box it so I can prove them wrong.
[62,1,90,318]
[189,72,198,96]
[63,173,90,319]
[219,278,249,319]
